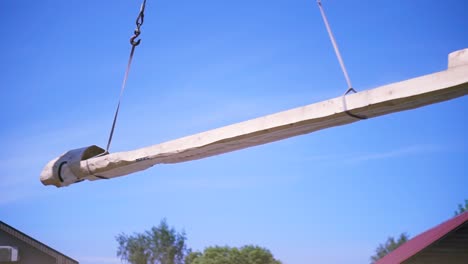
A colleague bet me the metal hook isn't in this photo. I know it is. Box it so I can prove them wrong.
[129,0,146,47]
[130,30,141,46]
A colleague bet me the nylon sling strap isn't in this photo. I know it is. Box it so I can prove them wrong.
[316,0,367,120]
[105,0,148,153]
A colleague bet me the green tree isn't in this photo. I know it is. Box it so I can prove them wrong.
[116,219,189,264]
[454,199,468,216]
[184,252,202,264]
[370,233,409,264]
[186,245,281,264]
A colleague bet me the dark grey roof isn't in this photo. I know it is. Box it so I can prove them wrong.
[0,221,79,264]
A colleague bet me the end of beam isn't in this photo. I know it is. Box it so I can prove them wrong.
[449,48,468,69]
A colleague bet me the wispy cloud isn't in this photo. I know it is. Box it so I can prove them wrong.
[163,175,251,190]
[0,123,100,205]
[278,241,373,264]
[304,144,450,165]
[132,170,302,194]
[0,171,47,205]
[347,144,446,163]
[79,256,121,264]
[0,155,47,205]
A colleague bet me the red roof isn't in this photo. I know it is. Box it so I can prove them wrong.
[376,211,468,264]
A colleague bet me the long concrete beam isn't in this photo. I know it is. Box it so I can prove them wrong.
[41,49,468,187]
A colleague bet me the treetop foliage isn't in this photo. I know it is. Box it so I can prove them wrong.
[370,233,409,264]
[116,219,189,264]
[186,245,282,264]
[454,199,468,216]
[116,220,282,264]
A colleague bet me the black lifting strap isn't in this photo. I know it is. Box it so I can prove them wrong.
[316,0,367,120]
[105,0,148,153]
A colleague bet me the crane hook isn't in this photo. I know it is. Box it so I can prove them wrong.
[130,0,146,47]
[130,29,142,46]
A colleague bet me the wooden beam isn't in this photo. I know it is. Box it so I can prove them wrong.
[41,49,468,187]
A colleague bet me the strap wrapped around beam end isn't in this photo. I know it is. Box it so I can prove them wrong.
[40,145,106,187]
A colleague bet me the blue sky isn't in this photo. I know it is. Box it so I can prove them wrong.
[1,0,467,263]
